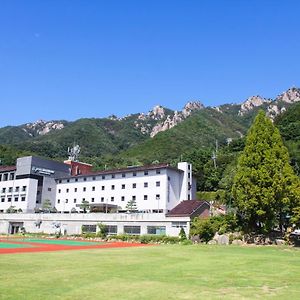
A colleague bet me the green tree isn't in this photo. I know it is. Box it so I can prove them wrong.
[42,199,52,213]
[79,200,90,213]
[232,110,300,233]
[125,199,137,212]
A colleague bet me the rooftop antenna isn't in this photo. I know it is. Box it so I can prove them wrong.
[67,143,80,162]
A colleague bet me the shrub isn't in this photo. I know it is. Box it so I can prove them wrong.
[97,223,108,238]
[179,228,187,240]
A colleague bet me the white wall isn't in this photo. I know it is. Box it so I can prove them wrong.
[0,213,191,237]
[55,169,170,213]
[0,178,38,213]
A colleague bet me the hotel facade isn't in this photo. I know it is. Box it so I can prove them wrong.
[0,156,209,236]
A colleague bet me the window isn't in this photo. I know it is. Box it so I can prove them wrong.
[124,226,140,235]
[171,221,187,228]
[102,175,105,180]
[188,164,191,170]
[91,198,95,202]
[122,184,125,189]
[147,226,166,235]
[132,183,136,189]
[144,171,148,175]
[83,187,86,192]
[121,196,125,201]
[57,199,61,203]
[66,188,69,193]
[67,179,70,183]
[22,186,26,192]
[83,177,87,181]
[112,174,115,179]
[1,198,4,202]
[7,197,11,202]
[107,225,117,235]
[133,172,137,177]
[75,178,78,182]
[111,185,115,190]
[92,186,95,191]
[188,173,191,178]
[82,198,86,201]
[2,188,5,193]
[74,199,77,203]
[132,196,136,201]
[58,180,62,183]
[65,199,68,203]
[144,182,148,188]
[8,187,12,193]
[122,173,126,178]
[74,188,77,192]
[9,173,14,180]
[48,187,52,192]
[92,177,96,181]
[21,196,26,202]
[111,196,114,202]
[58,189,61,193]
[156,170,161,174]
[156,194,160,200]
[101,197,104,202]
[144,195,148,200]
[156,181,160,187]
[15,186,19,192]
[82,225,96,233]
[101,186,105,190]
[14,197,18,202]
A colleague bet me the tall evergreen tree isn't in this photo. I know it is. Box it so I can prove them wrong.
[232,110,300,232]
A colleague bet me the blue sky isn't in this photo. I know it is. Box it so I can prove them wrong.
[0,0,299,126]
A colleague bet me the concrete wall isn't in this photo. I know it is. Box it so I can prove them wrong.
[0,213,191,237]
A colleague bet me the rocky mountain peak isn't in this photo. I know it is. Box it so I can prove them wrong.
[276,87,300,103]
[238,95,270,116]
[182,101,204,117]
[148,105,166,120]
[23,120,65,136]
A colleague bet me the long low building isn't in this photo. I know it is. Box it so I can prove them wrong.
[0,201,210,237]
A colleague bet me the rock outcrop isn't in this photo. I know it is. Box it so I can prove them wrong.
[238,96,271,116]
[23,120,65,136]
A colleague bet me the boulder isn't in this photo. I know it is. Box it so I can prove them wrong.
[232,239,243,245]
[275,239,285,246]
[217,234,229,245]
[207,239,217,245]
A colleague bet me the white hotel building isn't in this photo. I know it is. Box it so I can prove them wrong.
[0,156,209,236]
[56,162,195,214]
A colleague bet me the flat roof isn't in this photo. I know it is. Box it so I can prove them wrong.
[55,163,183,180]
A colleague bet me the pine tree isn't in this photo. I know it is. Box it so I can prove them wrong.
[125,199,138,212]
[232,110,300,232]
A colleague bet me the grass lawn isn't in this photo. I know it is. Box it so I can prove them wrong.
[0,244,299,300]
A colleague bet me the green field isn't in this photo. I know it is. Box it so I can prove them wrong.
[0,245,299,300]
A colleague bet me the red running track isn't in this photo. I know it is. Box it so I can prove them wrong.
[0,239,150,255]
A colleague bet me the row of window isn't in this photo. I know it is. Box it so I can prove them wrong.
[0,172,15,181]
[1,186,27,194]
[58,181,161,194]
[57,169,162,184]
[1,196,26,202]
[81,224,167,235]
[57,194,161,204]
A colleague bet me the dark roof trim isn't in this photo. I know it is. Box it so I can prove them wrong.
[55,163,183,180]
[0,166,16,173]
